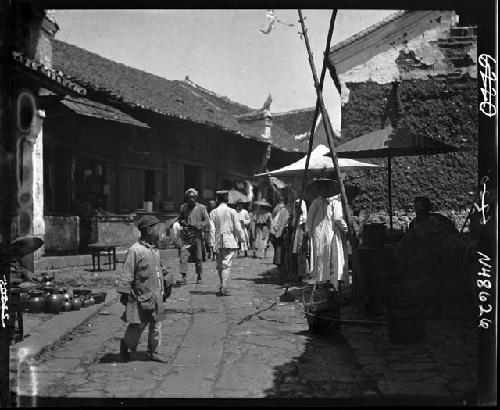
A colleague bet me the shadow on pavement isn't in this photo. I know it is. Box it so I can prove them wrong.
[98,351,152,363]
[233,268,283,286]
[259,324,466,404]
[189,290,219,296]
[163,307,206,314]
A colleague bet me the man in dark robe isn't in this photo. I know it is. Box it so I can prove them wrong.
[177,188,210,285]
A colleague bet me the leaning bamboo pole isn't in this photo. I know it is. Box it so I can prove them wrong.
[297,9,362,303]
[282,10,337,298]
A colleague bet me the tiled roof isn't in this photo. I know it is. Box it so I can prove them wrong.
[330,10,407,53]
[52,40,304,152]
[272,107,315,135]
[12,51,86,96]
[272,107,331,151]
[61,95,150,128]
[52,40,269,144]
[176,77,251,115]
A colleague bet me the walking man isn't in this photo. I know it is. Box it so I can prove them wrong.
[235,200,251,257]
[206,200,217,260]
[211,190,245,296]
[178,188,210,285]
[117,215,170,363]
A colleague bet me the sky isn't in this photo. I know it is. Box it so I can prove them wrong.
[53,9,397,130]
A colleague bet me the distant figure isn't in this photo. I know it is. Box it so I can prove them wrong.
[177,188,210,285]
[289,199,309,283]
[305,185,348,290]
[270,196,290,268]
[394,196,465,315]
[206,200,217,260]
[272,196,285,219]
[235,200,251,257]
[211,190,245,296]
[251,200,272,259]
[117,215,170,363]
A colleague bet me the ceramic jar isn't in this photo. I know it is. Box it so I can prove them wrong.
[88,295,96,305]
[41,277,55,288]
[71,297,82,310]
[62,288,71,302]
[27,290,45,313]
[82,297,92,308]
[20,291,30,309]
[61,299,73,312]
[45,289,63,314]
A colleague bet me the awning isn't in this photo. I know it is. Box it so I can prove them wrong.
[60,95,150,128]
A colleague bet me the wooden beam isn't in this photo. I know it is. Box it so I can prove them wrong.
[298,9,362,303]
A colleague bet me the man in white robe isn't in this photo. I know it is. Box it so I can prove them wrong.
[305,193,348,290]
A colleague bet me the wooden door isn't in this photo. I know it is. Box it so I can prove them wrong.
[119,168,144,212]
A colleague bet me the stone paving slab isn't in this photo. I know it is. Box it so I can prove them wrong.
[10,290,118,366]
[340,305,478,400]
[10,253,480,403]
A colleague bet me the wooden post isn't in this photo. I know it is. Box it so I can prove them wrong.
[0,2,14,406]
[388,155,393,232]
[283,10,337,295]
[297,9,362,303]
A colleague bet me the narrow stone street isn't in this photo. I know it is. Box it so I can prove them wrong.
[12,255,377,401]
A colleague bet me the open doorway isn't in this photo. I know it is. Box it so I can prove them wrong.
[184,164,201,194]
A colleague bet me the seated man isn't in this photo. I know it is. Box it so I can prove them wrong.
[393,196,465,314]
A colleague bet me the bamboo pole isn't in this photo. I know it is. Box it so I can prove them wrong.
[283,10,337,297]
[297,9,362,303]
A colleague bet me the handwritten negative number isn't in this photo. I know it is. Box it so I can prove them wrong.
[479,318,492,329]
[479,291,491,302]
[477,279,492,289]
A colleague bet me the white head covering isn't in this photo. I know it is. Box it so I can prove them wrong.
[185,188,198,198]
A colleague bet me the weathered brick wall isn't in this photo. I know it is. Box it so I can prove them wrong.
[342,76,478,214]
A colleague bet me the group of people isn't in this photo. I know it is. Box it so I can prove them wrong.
[116,188,249,363]
[268,182,350,291]
[114,183,468,362]
[170,191,274,285]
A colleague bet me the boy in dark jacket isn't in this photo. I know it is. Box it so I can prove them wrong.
[117,215,173,363]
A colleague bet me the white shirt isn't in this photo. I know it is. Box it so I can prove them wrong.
[171,221,182,248]
[211,203,245,251]
[237,208,251,227]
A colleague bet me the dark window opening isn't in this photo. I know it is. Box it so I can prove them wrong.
[222,179,233,190]
[145,170,155,202]
[184,164,201,194]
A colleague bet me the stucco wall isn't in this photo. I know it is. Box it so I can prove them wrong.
[334,11,477,105]
[333,11,478,214]
[342,77,478,213]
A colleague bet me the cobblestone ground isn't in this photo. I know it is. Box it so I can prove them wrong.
[12,255,378,400]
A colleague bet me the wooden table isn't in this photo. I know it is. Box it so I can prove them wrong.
[87,243,117,271]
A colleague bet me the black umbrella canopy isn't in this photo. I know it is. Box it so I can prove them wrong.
[10,236,44,257]
[327,125,460,232]
[331,126,460,159]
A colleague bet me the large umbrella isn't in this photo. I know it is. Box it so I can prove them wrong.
[254,144,381,177]
[228,189,250,204]
[253,199,272,208]
[330,125,460,230]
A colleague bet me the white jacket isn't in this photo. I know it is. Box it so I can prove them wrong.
[210,203,245,251]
